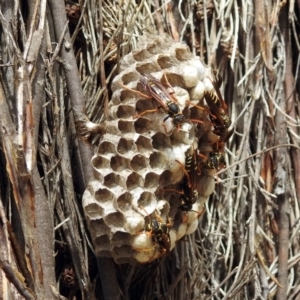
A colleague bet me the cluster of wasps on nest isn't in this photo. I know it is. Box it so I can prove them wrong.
[123,72,233,260]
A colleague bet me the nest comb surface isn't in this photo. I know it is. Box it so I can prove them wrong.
[83,33,218,264]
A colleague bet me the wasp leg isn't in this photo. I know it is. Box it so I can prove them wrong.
[166,217,173,228]
[138,205,152,236]
[134,108,160,119]
[118,83,152,100]
[153,212,163,224]
[182,208,205,223]
[156,247,167,258]
[132,243,157,253]
[175,159,192,188]
[160,72,176,98]
[189,118,204,125]
[197,151,208,160]
[197,207,206,218]
[187,100,218,121]
[186,101,209,112]
[181,212,189,223]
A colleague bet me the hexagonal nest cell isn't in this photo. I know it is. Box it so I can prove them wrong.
[82,33,231,264]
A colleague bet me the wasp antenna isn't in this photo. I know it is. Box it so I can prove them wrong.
[186,101,208,112]
[119,82,153,100]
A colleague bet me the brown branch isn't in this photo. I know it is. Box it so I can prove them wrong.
[254,0,274,72]
[284,12,300,199]
[153,0,165,35]
[167,2,179,42]
[6,222,34,291]
[47,0,95,188]
[274,4,292,300]
[32,165,57,299]
[0,260,35,300]
[0,198,35,300]
[276,194,289,299]
[0,62,45,298]
[99,0,109,117]
[47,1,120,300]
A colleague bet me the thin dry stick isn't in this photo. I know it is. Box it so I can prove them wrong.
[285,24,300,201]
[167,2,179,41]
[153,0,165,35]
[98,0,109,117]
[217,144,300,176]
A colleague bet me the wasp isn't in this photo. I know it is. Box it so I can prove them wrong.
[205,71,232,141]
[140,207,173,255]
[205,151,226,170]
[204,91,232,145]
[162,152,203,221]
[177,152,200,212]
[179,179,198,212]
[145,217,172,255]
[203,73,233,170]
[138,74,187,130]
[120,74,203,131]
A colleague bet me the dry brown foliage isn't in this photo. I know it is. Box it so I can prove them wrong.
[0,0,300,299]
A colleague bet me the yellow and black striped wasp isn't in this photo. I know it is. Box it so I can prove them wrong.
[177,152,202,213]
[145,217,172,255]
[140,207,173,255]
[205,151,226,170]
[204,90,232,145]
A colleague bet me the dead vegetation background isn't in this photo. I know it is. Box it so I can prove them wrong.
[0,0,300,299]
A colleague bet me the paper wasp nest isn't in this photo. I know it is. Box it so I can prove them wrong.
[83,34,219,264]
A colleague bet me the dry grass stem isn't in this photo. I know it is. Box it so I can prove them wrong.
[0,0,300,299]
